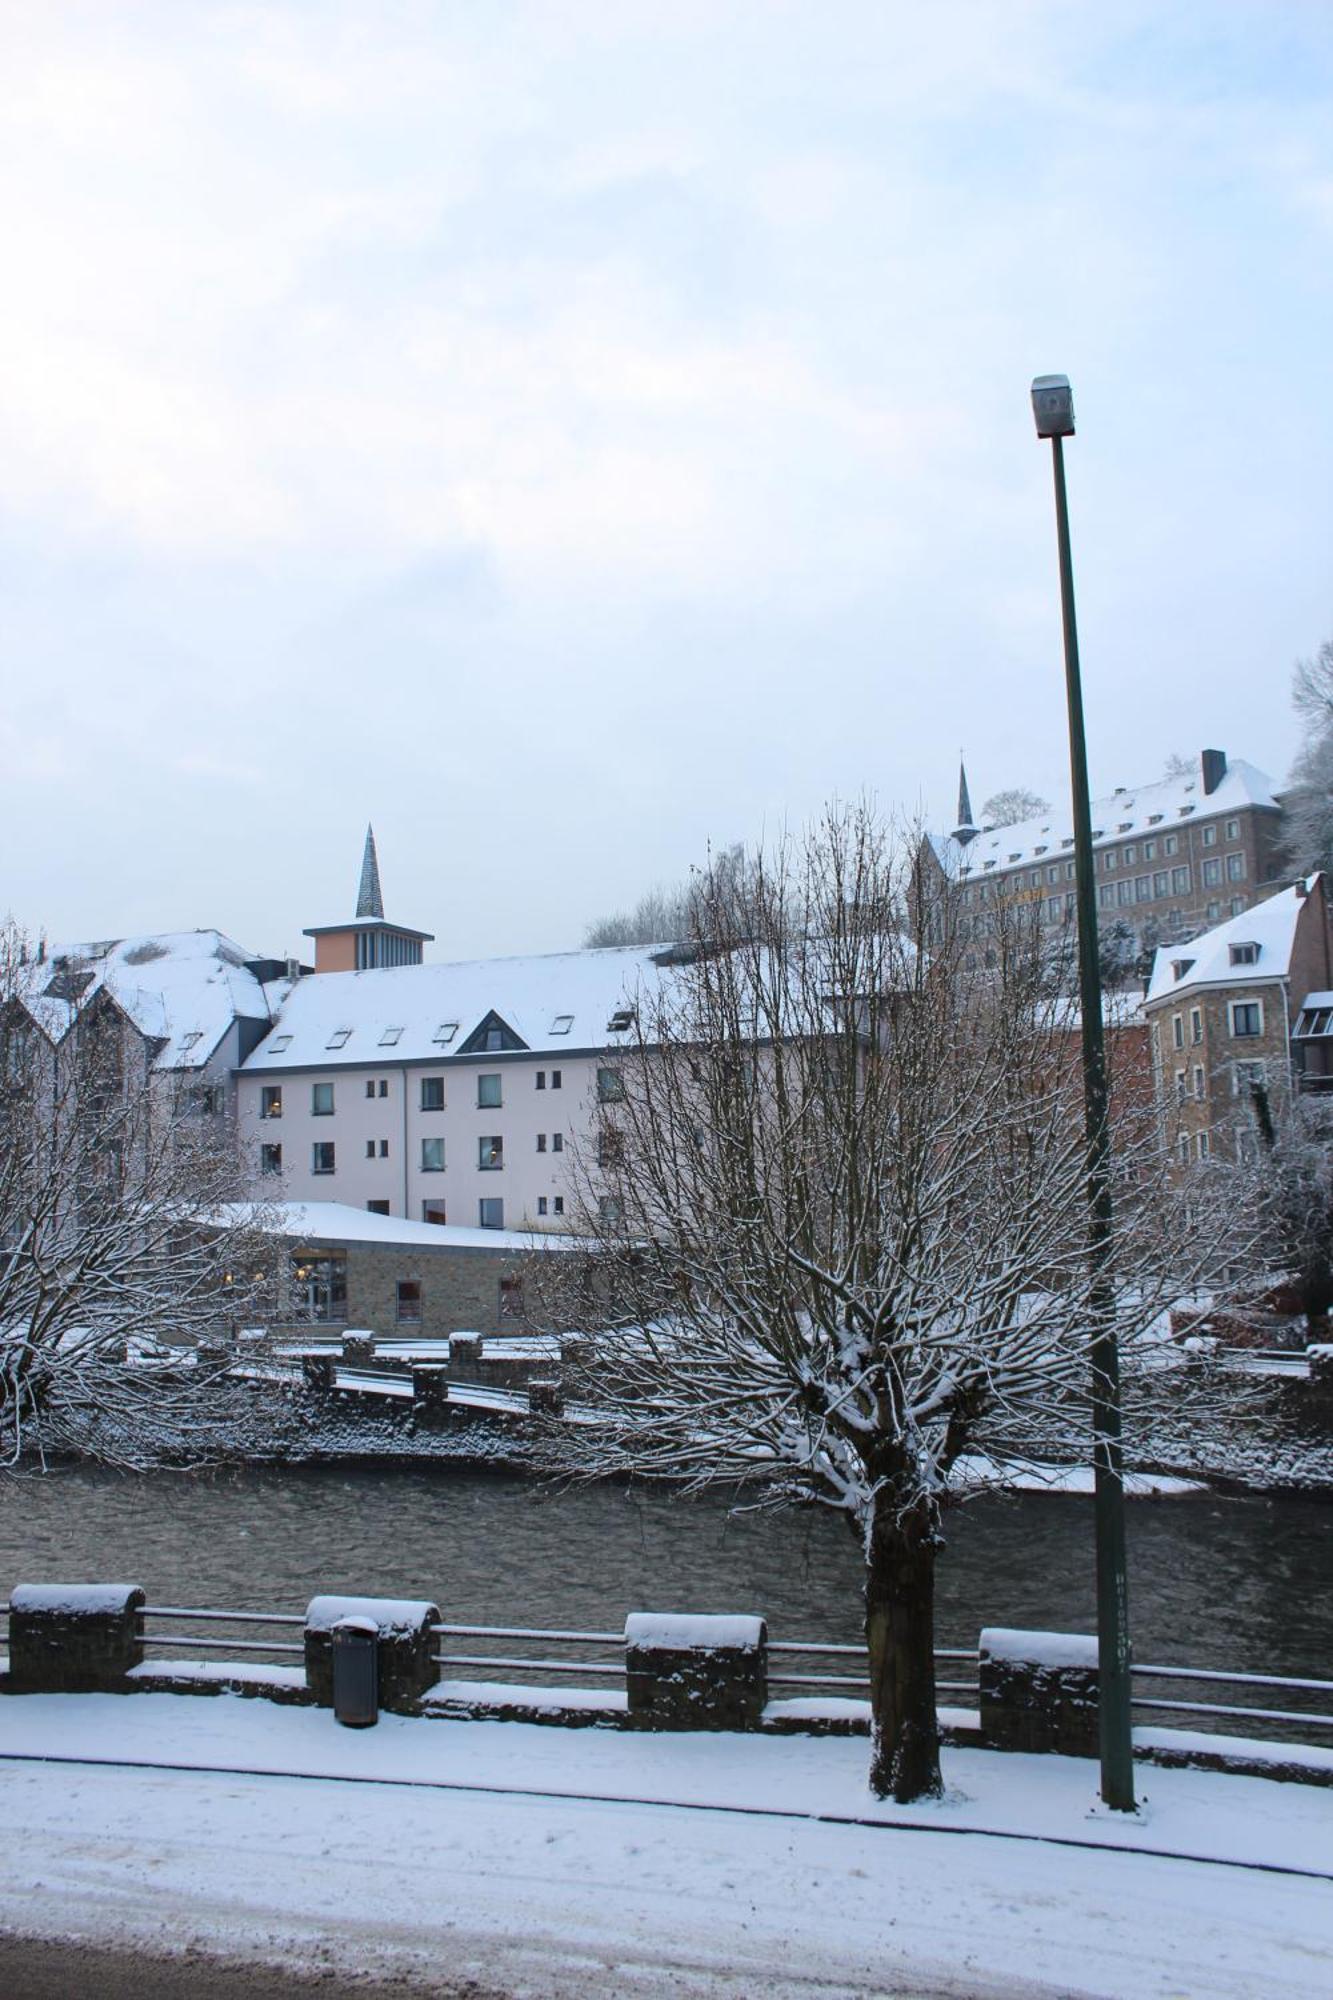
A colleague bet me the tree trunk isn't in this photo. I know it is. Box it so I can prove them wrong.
[863,1495,942,1802]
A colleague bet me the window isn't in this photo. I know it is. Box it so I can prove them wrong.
[478,1074,502,1108]
[379,1027,403,1046]
[1202,825,1217,847]
[396,1280,422,1325]
[260,1086,283,1119]
[1065,862,1075,881]
[1046,896,1061,919]
[1175,1070,1187,1105]
[1172,1015,1184,1050]
[478,1198,504,1229]
[607,1007,636,1032]
[1172,958,1195,981]
[1227,853,1246,882]
[1225,818,1240,840]
[499,1277,524,1321]
[549,1014,573,1036]
[267,1034,292,1054]
[1193,1065,1206,1100]
[1165,834,1178,857]
[1117,880,1133,906]
[597,1067,625,1103]
[422,1199,447,1225]
[1123,846,1136,865]
[420,1076,445,1111]
[366,1140,375,1158]
[535,1070,546,1090]
[1229,943,1258,967]
[483,1028,506,1052]
[1029,869,1040,888]
[1105,850,1118,871]
[1178,1133,1189,1165]
[312,1141,335,1174]
[365,1080,376,1098]
[1098,884,1114,908]
[326,1028,352,1049]
[379,1080,388,1097]
[1135,875,1152,903]
[1171,865,1190,894]
[598,1195,623,1224]
[433,1022,458,1046]
[179,1031,202,1051]
[1195,1131,1210,1161]
[1190,1008,1202,1045]
[380,1139,388,1157]
[293,1251,346,1323]
[312,1082,334,1116]
[260,1143,282,1175]
[479,1135,503,1170]
[1202,858,1222,887]
[1230,897,1245,916]
[551,1070,562,1090]
[367,1200,389,1215]
[1153,872,1168,898]
[421,1136,445,1172]
[536,1133,547,1152]
[552,1131,563,1153]
[1143,840,1156,862]
[1230,1002,1262,1038]
[1207,900,1222,921]
[537,1196,548,1216]
[1046,865,1059,886]
[552,1196,564,1216]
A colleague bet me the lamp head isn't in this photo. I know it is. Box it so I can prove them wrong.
[1031,373,1075,439]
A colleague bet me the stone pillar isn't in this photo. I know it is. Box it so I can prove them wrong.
[9,1583,146,1692]
[528,1378,564,1416]
[1308,1344,1333,1388]
[450,1332,483,1380]
[412,1366,451,1427]
[302,1354,336,1393]
[304,1595,440,1711]
[979,1628,1101,1756]
[625,1613,768,1731]
[342,1331,376,1368]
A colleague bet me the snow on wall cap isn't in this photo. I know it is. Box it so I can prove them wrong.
[332,1614,379,1636]
[624,1612,766,1652]
[1306,1344,1333,1361]
[305,1594,438,1635]
[10,1583,144,1615]
[981,1627,1099,1670]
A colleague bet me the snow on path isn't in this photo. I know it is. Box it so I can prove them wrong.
[0,1693,1328,1998]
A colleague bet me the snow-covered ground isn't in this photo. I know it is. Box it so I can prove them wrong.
[0,1692,1328,1997]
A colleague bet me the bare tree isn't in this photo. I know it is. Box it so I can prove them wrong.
[584,843,757,948]
[0,925,279,1469]
[979,788,1050,828]
[1280,637,1333,875]
[535,807,1260,1803]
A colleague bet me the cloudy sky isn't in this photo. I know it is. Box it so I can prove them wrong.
[1,2,1329,961]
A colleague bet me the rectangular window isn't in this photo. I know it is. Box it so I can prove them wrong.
[536,1070,546,1090]
[365,1080,375,1098]
[1105,850,1117,871]
[552,1196,564,1216]
[312,1082,334,1116]
[312,1141,335,1174]
[380,1027,403,1047]
[597,1067,625,1103]
[478,1197,504,1229]
[1193,1065,1205,1100]
[1172,1015,1184,1050]
[1171,865,1190,894]
[1123,846,1136,865]
[1046,865,1059,885]
[477,1073,502,1108]
[1046,896,1061,919]
[326,1028,352,1049]
[1196,1131,1210,1161]
[396,1280,422,1324]
[1202,858,1222,887]
[421,1136,445,1172]
[378,1079,388,1098]
[551,1070,562,1090]
[420,1076,445,1111]
[598,1195,623,1223]
[1143,840,1156,862]
[479,1135,503,1170]
[1165,834,1178,857]
[260,1143,282,1175]
[379,1139,388,1158]
[1098,883,1114,908]
[549,1013,574,1036]
[1190,1008,1202,1045]
[260,1085,283,1120]
[536,1133,547,1152]
[1226,818,1240,839]
[1227,853,1246,882]
[1230,943,1258,966]
[422,1199,447,1225]
[1202,825,1217,846]
[1207,899,1222,920]
[1135,875,1152,903]
[1117,880,1133,906]
[1153,872,1168,897]
[1230,896,1245,915]
[367,1200,390,1215]
[1230,1002,1262,1038]
[499,1277,524,1321]
[537,1196,548,1216]
[1178,1133,1189,1165]
[366,1139,375,1158]
[552,1131,564,1153]
[1175,1070,1187,1104]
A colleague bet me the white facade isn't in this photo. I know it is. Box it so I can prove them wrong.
[236,945,667,1232]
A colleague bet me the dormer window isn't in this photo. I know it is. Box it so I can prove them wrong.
[432,1022,458,1045]
[607,1007,636,1033]
[326,1028,352,1049]
[1178,804,1195,816]
[379,1026,403,1046]
[1171,958,1195,981]
[1229,943,1259,967]
[1034,845,1047,856]
[1060,838,1073,849]
[1148,813,1163,825]
[550,1013,574,1035]
[1117,822,1132,833]
[1008,852,1020,864]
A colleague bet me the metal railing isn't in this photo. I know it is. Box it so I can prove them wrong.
[1130,1661,1333,1740]
[137,1605,306,1662]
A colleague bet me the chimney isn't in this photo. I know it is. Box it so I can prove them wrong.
[1201,748,1227,795]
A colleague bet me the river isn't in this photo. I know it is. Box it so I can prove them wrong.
[0,1465,1329,1678]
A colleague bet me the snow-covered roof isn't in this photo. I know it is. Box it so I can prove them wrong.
[1144,881,1314,1006]
[942,756,1277,879]
[22,930,279,1071]
[240,943,677,1072]
[231,1199,582,1253]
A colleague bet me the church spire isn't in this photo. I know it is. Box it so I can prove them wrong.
[356,824,384,919]
[952,760,979,847]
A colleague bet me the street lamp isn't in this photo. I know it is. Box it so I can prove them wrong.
[1030,373,1135,1812]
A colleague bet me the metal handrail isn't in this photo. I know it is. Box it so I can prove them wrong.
[142,1606,306,1626]
[141,1635,305,1656]
[1131,1695,1333,1730]
[433,1653,625,1677]
[1132,1662,1333,1697]
[430,1622,622,1645]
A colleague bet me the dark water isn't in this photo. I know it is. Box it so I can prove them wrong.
[0,1465,1329,1678]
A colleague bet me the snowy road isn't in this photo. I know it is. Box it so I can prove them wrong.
[0,1694,1328,1998]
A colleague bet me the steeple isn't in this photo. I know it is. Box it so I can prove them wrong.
[356,825,384,920]
[951,760,979,847]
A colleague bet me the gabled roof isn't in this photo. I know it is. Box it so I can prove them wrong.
[21,930,279,1071]
[942,757,1277,879]
[1144,881,1316,1006]
[240,943,675,1072]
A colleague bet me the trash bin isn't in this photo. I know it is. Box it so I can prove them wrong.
[332,1615,379,1728]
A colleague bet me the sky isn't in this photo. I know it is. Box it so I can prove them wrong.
[1,1,1329,962]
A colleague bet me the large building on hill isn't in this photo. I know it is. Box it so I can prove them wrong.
[235,830,667,1232]
[922,748,1286,956]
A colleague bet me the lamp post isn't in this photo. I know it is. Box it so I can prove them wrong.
[1030,373,1135,1812]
